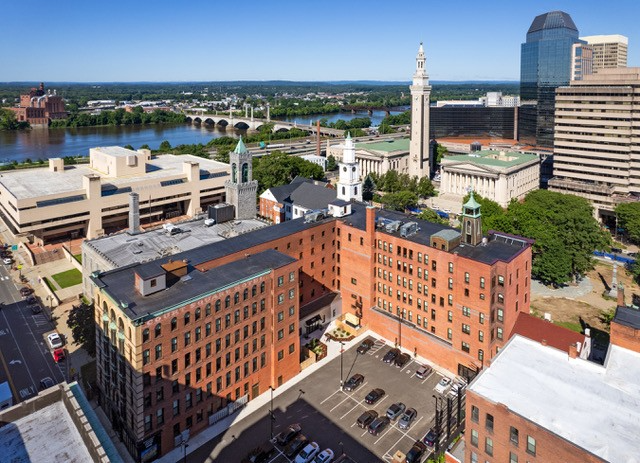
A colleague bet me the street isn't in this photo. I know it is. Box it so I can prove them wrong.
[0,263,66,403]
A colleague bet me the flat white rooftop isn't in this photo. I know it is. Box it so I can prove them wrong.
[468,335,640,463]
[0,153,229,200]
[0,401,93,462]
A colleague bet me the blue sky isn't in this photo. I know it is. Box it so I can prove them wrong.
[2,0,638,82]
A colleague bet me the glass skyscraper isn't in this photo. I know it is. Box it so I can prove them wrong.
[519,11,583,148]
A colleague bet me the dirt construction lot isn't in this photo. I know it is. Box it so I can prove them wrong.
[530,261,640,332]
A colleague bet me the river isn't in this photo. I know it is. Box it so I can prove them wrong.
[0,109,406,162]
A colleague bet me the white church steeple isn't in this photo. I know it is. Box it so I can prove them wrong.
[336,133,362,202]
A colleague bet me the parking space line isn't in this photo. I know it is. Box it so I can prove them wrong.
[329,393,359,413]
[400,359,414,372]
[339,397,367,420]
[373,421,396,445]
[320,388,342,405]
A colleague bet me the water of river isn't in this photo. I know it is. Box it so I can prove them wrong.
[0,109,406,162]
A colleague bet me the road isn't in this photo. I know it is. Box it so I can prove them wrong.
[0,264,66,403]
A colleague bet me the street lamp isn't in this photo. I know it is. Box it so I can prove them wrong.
[339,441,344,456]
[339,341,344,386]
[269,386,275,440]
[182,442,189,463]
[46,295,52,322]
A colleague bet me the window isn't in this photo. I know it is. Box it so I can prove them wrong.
[471,405,479,423]
[155,323,161,338]
[478,349,484,361]
[498,293,504,304]
[498,275,505,286]
[351,277,357,285]
[462,306,470,317]
[184,312,190,325]
[464,272,470,283]
[184,331,191,346]
[470,452,478,463]
[277,350,284,361]
[171,317,177,331]
[156,408,164,425]
[277,276,284,287]
[462,324,471,335]
[510,426,519,446]
[447,328,452,340]
[155,344,162,360]
[479,313,485,324]
[448,278,453,289]
[289,343,295,354]
[277,294,284,304]
[461,341,470,353]
[142,329,150,342]
[289,271,295,282]
[471,429,478,446]
[486,413,494,432]
[144,414,152,431]
[432,261,437,271]
[497,308,504,321]
[173,399,180,416]
[195,307,201,321]
[142,349,150,365]
[288,288,295,299]
[510,452,518,463]
[497,327,503,340]
[171,337,178,353]
[480,277,485,289]
[277,311,284,322]
[448,262,453,273]
[448,311,453,322]
[526,436,536,456]
[485,437,493,456]
[478,330,484,342]
[277,329,284,340]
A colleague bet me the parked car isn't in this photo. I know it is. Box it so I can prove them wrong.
[356,339,374,354]
[243,442,275,463]
[285,435,309,458]
[368,416,390,436]
[312,448,334,463]
[448,379,466,398]
[405,441,427,463]
[47,332,63,349]
[20,287,33,297]
[39,377,55,390]
[423,428,438,448]
[274,423,302,446]
[386,402,406,421]
[3,257,12,265]
[364,388,385,404]
[382,348,400,363]
[26,296,37,305]
[434,377,452,394]
[52,348,65,363]
[398,408,417,430]
[394,352,411,368]
[294,442,319,463]
[356,410,378,429]
[415,364,432,379]
[30,304,42,314]
[343,374,364,392]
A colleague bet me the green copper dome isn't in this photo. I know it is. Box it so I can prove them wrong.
[234,136,248,155]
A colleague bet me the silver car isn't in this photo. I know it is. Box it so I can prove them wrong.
[398,408,417,430]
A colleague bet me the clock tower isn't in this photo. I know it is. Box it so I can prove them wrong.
[336,133,362,202]
[409,42,432,179]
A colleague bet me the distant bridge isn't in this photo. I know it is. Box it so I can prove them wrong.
[184,110,345,137]
[342,105,409,116]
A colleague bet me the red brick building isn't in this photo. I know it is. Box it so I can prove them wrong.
[90,193,533,461]
[9,82,67,126]
[465,306,640,463]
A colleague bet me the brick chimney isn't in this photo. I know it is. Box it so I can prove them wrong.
[618,283,625,307]
[568,343,579,359]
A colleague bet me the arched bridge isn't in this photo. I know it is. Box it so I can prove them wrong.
[184,110,344,137]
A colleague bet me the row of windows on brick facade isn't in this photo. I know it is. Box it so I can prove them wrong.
[470,405,537,459]
[141,306,297,366]
[143,343,296,435]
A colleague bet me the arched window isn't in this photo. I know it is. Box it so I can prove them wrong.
[252,285,257,297]
[234,292,240,304]
[466,220,471,232]
[155,323,161,338]
[355,186,358,195]
[231,163,237,183]
[205,303,212,316]
[241,163,249,183]
[342,187,345,196]
[195,307,201,321]
[260,282,266,293]
[103,301,108,314]
[215,300,221,312]
[171,317,177,331]
[142,328,150,342]
[184,312,191,325]
[225,296,231,308]
[243,288,249,300]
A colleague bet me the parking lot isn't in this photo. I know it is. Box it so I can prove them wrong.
[192,336,465,463]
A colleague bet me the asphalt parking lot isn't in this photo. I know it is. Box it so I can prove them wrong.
[192,336,465,463]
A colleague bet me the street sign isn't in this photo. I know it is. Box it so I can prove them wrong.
[11,245,17,251]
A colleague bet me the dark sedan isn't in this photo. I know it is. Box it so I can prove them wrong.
[284,434,308,458]
[364,388,385,404]
[382,348,400,363]
[343,373,364,392]
[356,339,375,354]
[368,416,390,436]
[356,410,378,429]
[405,441,427,463]
[274,423,301,446]
[423,428,438,448]
[394,352,411,368]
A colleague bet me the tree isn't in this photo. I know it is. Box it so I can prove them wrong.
[362,175,376,201]
[139,144,151,150]
[0,108,29,130]
[417,208,448,225]
[66,302,96,357]
[503,190,610,285]
[416,177,436,198]
[253,151,324,193]
[124,144,134,150]
[435,144,448,165]
[380,191,418,212]
[213,146,230,164]
[326,155,338,171]
[159,140,172,151]
[615,202,640,244]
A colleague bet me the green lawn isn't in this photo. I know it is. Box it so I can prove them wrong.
[554,320,583,333]
[51,268,82,289]
[73,253,82,263]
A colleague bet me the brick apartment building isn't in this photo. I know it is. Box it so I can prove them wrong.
[9,82,67,126]
[465,300,640,463]
[90,191,532,460]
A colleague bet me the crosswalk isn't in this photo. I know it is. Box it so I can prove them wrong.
[32,314,48,327]
[1,275,9,281]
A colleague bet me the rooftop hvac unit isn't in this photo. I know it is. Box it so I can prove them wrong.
[400,221,418,238]
[385,220,402,233]
[304,210,326,223]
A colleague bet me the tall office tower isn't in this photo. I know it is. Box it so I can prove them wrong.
[409,42,432,178]
[581,34,628,70]
[571,42,593,80]
[549,68,640,224]
[519,11,584,148]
